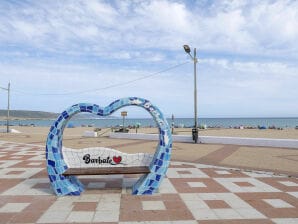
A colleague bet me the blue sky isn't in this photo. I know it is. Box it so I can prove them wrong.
[0,0,297,118]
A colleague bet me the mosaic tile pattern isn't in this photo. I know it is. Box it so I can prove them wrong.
[63,147,153,168]
[45,97,173,196]
[1,141,298,223]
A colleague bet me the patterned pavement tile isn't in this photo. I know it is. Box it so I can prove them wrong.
[0,141,297,223]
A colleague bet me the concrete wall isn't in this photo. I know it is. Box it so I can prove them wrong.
[109,132,298,149]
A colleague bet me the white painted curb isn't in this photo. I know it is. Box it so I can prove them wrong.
[109,132,298,149]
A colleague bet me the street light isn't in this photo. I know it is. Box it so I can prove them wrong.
[0,82,10,133]
[183,45,198,143]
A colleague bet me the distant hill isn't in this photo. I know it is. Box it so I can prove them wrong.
[0,110,117,119]
[0,110,59,119]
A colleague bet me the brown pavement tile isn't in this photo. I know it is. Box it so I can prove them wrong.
[237,192,298,218]
[6,170,25,175]
[258,177,298,192]
[9,210,45,223]
[205,200,231,209]
[30,169,48,178]
[10,160,45,168]
[32,182,51,189]
[201,168,250,178]
[1,141,298,223]
[73,202,98,211]
[119,194,194,222]
[235,182,255,187]
[0,179,24,194]
[169,178,229,193]
[199,220,274,224]
[0,213,15,224]
[0,155,35,161]
[196,145,240,164]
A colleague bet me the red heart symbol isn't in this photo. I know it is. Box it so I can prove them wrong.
[113,156,122,164]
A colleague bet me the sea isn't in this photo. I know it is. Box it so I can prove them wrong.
[1,117,298,128]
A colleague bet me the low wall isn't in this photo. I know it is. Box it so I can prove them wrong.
[109,132,298,149]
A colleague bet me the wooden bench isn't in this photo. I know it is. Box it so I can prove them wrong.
[63,166,150,176]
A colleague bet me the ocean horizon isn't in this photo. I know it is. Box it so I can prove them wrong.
[1,117,297,128]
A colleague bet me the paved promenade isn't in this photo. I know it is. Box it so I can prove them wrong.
[0,141,297,223]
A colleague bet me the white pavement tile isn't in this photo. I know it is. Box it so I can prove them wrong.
[2,178,52,196]
[0,160,20,168]
[272,218,298,224]
[119,222,197,224]
[96,194,121,211]
[167,168,208,178]
[187,182,206,188]
[37,211,70,223]
[215,178,281,192]
[142,201,166,210]
[66,211,94,223]
[28,162,43,166]
[263,199,294,208]
[158,178,177,193]
[180,193,202,201]
[213,208,242,219]
[235,208,266,219]
[287,192,298,198]
[76,194,102,202]
[190,208,218,220]
[279,181,298,187]
[181,193,266,220]
[0,203,30,212]
[215,170,231,175]
[93,210,119,222]
[0,167,43,179]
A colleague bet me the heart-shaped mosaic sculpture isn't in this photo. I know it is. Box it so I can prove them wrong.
[46,97,172,196]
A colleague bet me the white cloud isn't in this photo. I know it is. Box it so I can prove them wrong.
[0,0,297,117]
[0,0,297,56]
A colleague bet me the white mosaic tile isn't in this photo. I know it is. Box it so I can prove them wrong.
[62,147,153,168]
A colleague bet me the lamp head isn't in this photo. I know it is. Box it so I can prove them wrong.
[183,45,191,54]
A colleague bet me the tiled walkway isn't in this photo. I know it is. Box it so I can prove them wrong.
[0,141,297,223]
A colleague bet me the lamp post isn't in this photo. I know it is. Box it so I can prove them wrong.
[183,45,198,143]
[0,82,10,133]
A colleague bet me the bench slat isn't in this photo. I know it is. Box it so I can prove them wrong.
[63,166,150,176]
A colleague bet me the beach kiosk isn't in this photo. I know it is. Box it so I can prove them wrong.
[46,97,172,196]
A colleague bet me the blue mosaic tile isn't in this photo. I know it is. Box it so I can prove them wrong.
[46,97,172,196]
